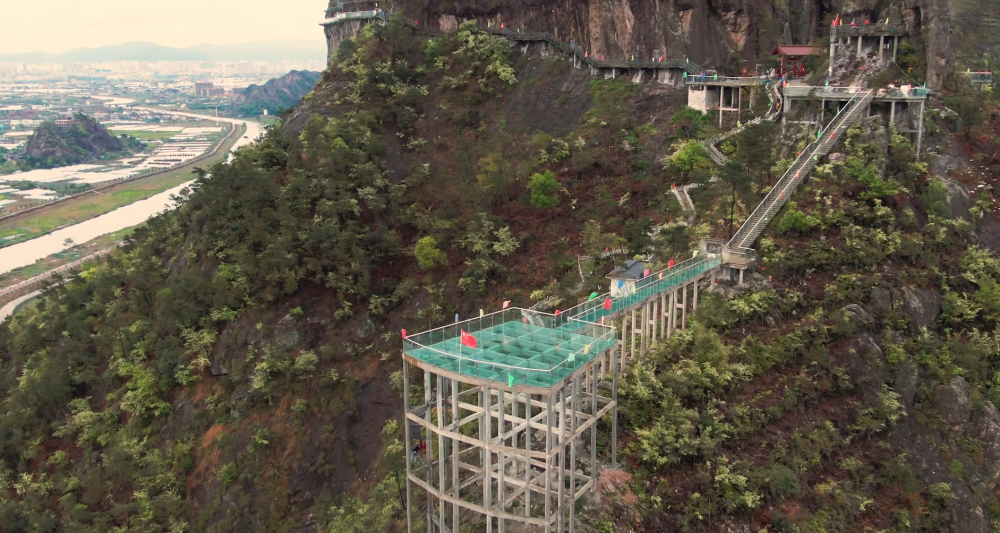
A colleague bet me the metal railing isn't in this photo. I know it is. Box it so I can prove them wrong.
[728,89,874,249]
[563,252,722,324]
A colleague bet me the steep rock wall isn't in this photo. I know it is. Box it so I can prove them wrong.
[326,0,956,87]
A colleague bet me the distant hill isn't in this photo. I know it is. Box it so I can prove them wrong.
[238,70,322,116]
[0,40,325,64]
[22,114,125,169]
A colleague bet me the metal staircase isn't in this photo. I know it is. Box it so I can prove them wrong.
[727,88,874,250]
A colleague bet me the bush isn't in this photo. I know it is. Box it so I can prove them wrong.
[414,236,448,270]
[777,210,819,234]
[528,171,560,210]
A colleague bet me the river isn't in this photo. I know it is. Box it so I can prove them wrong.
[0,109,265,277]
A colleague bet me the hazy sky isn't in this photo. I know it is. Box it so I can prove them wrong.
[2,0,328,54]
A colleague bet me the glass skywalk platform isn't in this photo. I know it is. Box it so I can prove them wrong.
[403,309,616,389]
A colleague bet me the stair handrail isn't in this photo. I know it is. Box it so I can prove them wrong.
[728,88,872,248]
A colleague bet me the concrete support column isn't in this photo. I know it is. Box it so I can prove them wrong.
[829,37,835,76]
[556,385,565,533]
[660,293,667,338]
[611,348,619,467]
[890,100,896,126]
[879,35,885,62]
[893,36,898,61]
[681,283,688,330]
[916,99,925,159]
[652,297,659,344]
[719,87,724,127]
[857,34,863,56]
[693,277,700,311]
[630,309,637,363]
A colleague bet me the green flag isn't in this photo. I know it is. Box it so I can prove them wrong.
[568,352,575,363]
[817,128,822,139]
[588,292,599,300]
[508,373,514,387]
[480,309,484,317]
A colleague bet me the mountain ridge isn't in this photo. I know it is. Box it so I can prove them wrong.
[0,40,326,63]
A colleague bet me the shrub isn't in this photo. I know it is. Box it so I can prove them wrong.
[414,236,448,270]
[777,210,819,235]
[528,170,560,210]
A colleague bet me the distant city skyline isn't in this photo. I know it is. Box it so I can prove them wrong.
[1,0,328,54]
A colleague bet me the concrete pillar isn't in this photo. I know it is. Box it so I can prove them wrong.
[739,268,744,285]
[630,309,637,362]
[857,34,863,56]
[436,375,446,531]
[890,100,895,126]
[693,278,700,311]
[719,87,725,127]
[916,99,925,159]
[879,35,885,62]
[611,348,619,467]
[681,283,688,330]
[660,293,667,338]
[425,372,433,530]
[484,385,492,533]
[829,36,835,76]
[498,387,506,533]
[893,36,898,61]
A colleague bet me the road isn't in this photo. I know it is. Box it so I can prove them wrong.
[0,290,41,321]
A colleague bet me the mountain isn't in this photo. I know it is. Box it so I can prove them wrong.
[0,7,999,533]
[0,40,326,64]
[238,70,321,116]
[22,114,125,169]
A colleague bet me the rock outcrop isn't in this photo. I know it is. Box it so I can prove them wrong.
[326,0,957,87]
[22,114,124,169]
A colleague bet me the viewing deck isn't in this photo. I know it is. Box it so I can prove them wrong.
[403,309,616,390]
[783,84,928,101]
[831,23,906,37]
[685,75,769,87]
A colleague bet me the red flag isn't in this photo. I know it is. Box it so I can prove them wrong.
[460,330,478,348]
[668,259,675,268]
[644,268,650,277]
[555,310,562,316]
[659,272,663,279]
[401,329,407,338]
[603,297,612,310]
[502,300,511,309]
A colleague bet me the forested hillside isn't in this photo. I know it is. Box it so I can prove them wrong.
[1,14,999,533]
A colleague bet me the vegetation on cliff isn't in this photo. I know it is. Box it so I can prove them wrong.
[238,70,322,117]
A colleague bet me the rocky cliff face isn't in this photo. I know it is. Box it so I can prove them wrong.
[326,0,958,87]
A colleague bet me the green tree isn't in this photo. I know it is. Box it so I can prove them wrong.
[945,95,985,136]
[528,170,560,210]
[662,140,712,184]
[414,236,448,270]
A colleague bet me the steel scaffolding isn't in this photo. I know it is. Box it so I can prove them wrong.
[403,344,618,533]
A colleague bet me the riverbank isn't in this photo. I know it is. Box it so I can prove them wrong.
[0,123,243,246]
